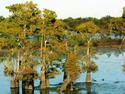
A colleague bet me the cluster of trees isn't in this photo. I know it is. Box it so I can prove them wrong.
[0,1,125,93]
[64,9,125,41]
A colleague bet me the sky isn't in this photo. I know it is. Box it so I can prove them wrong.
[0,0,125,19]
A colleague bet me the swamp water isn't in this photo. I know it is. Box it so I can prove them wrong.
[0,48,125,94]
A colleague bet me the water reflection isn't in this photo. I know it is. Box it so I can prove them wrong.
[86,83,91,94]
[10,84,98,94]
[40,89,49,94]
[9,82,125,94]
[22,89,34,94]
[11,88,19,94]
[1,48,125,94]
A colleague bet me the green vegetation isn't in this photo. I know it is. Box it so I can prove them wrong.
[0,1,125,93]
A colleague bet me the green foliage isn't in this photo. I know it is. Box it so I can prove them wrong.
[4,57,14,76]
[111,17,125,36]
[42,9,57,26]
[76,21,100,34]
[76,21,100,42]
[1,1,125,91]
[6,1,41,37]
[0,19,22,35]
[65,52,81,81]
[16,65,37,80]
[0,16,5,22]
[122,7,125,18]
[99,16,113,30]
[83,61,98,73]
[4,66,14,76]
[63,17,99,31]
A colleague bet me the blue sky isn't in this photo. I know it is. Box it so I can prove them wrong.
[0,0,125,18]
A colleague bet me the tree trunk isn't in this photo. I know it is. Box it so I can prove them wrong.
[23,80,34,90]
[11,76,19,88]
[22,84,34,94]
[69,82,74,91]
[59,78,71,92]
[15,80,19,88]
[87,40,90,56]
[17,50,20,71]
[11,76,16,88]
[40,39,49,89]
[45,79,49,87]
[85,39,91,83]
[63,41,68,81]
[63,71,67,81]
[40,70,49,89]
[40,63,47,89]
[86,72,91,82]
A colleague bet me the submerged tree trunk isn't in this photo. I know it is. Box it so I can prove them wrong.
[40,62,48,89]
[45,78,49,87]
[22,83,34,94]
[63,41,68,81]
[59,78,71,92]
[15,80,19,88]
[86,72,91,83]
[69,82,74,91]
[11,50,19,89]
[40,39,49,89]
[11,76,16,88]
[40,63,49,89]
[86,39,91,83]
[11,75,19,88]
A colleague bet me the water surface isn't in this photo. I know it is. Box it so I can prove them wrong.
[0,48,125,94]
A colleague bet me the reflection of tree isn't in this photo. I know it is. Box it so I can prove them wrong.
[40,89,49,94]
[22,89,34,94]
[85,83,97,94]
[86,82,91,94]
[11,88,19,94]
[96,48,124,57]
